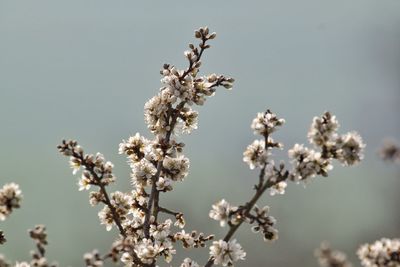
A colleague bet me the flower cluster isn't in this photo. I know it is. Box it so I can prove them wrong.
[0,182,22,245]
[207,110,364,267]
[58,140,116,191]
[144,28,233,136]
[289,111,365,182]
[0,225,57,267]
[357,238,400,267]
[315,242,353,267]
[379,139,400,164]
[251,111,285,136]
[0,183,22,221]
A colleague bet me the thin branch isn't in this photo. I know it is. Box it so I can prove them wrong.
[73,151,127,238]
[158,206,180,216]
[143,102,186,238]
[204,131,288,267]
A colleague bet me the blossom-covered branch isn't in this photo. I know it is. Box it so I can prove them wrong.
[58,27,233,267]
[0,182,22,244]
[206,110,365,266]
[0,225,58,267]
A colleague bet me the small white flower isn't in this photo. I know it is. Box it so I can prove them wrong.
[119,133,148,163]
[174,230,195,248]
[98,206,113,231]
[121,252,133,266]
[243,139,268,169]
[269,181,287,196]
[78,176,91,191]
[69,157,81,175]
[209,199,236,227]
[209,239,246,266]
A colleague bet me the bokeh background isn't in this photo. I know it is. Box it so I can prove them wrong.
[1,1,399,266]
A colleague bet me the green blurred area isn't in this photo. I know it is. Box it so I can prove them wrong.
[0,1,399,266]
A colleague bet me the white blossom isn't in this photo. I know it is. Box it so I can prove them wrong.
[243,139,268,169]
[336,132,365,166]
[251,110,285,136]
[308,112,339,147]
[119,133,148,162]
[150,219,172,241]
[120,252,133,266]
[0,183,23,221]
[269,181,287,196]
[209,199,236,227]
[288,144,332,182]
[144,94,170,135]
[209,239,246,266]
[156,177,172,191]
[180,258,200,267]
[163,155,189,181]
[134,238,160,264]
[78,173,91,191]
[179,108,199,134]
[69,157,81,175]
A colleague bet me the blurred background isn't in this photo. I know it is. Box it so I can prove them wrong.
[0,1,399,266]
